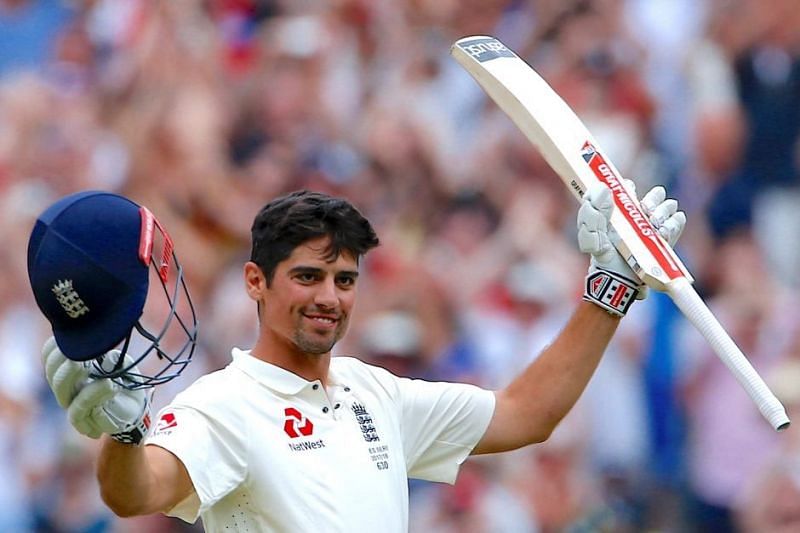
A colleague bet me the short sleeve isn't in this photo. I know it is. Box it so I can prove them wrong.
[145,404,248,523]
[397,378,495,483]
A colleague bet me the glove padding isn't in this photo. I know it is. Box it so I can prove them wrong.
[577,182,686,313]
[42,337,150,444]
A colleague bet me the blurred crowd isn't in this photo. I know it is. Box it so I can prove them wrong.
[1,0,799,531]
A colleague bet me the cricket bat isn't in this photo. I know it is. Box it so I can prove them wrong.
[451,35,790,431]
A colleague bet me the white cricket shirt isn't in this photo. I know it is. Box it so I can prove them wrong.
[145,348,495,532]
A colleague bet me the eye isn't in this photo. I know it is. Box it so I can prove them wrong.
[336,275,356,288]
[295,272,318,284]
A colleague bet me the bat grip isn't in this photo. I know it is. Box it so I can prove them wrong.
[667,278,790,431]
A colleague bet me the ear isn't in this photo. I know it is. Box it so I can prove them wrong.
[244,262,267,301]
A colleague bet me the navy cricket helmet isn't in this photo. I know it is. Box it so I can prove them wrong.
[27,191,198,389]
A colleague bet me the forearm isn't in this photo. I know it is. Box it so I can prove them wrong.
[511,302,619,437]
[477,302,619,453]
[97,438,163,517]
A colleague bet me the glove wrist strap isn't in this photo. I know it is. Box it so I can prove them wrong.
[583,269,639,317]
[110,395,151,446]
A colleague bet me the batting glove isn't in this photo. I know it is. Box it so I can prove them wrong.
[578,182,685,316]
[42,337,151,445]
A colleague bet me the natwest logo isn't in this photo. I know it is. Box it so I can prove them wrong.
[283,407,314,438]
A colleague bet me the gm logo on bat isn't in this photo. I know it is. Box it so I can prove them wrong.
[458,37,516,62]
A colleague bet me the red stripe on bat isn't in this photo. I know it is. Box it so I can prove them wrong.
[582,142,684,280]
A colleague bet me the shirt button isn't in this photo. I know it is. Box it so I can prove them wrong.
[344,387,351,392]
[312,384,319,390]
[322,406,329,413]
[334,403,341,409]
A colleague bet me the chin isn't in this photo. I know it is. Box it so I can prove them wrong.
[297,323,347,353]
[294,335,337,356]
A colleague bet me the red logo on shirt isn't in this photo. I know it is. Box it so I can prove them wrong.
[284,407,314,438]
[156,412,178,432]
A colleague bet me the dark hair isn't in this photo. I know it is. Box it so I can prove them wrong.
[250,190,379,284]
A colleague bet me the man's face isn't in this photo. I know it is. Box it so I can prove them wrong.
[260,237,359,356]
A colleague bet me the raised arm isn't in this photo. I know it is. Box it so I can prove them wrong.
[42,338,194,516]
[474,184,685,454]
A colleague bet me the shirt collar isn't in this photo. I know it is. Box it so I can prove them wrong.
[230,348,320,395]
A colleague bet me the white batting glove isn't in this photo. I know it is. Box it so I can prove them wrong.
[578,182,686,316]
[42,337,151,445]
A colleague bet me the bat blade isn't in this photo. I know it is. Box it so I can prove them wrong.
[451,35,789,431]
[451,36,690,290]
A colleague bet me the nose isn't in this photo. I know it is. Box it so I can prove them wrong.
[314,278,339,310]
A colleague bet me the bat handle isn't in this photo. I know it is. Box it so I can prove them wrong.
[667,277,790,431]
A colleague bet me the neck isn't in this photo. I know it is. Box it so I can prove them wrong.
[250,336,332,386]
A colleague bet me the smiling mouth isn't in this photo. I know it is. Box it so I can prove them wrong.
[304,315,338,327]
